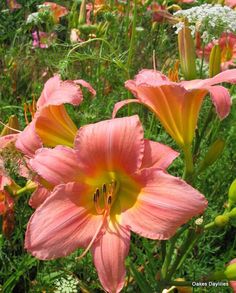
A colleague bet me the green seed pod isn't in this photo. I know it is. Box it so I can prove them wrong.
[225,262,236,280]
[228,179,236,204]
[214,215,229,227]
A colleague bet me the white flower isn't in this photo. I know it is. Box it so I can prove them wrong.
[173,4,236,43]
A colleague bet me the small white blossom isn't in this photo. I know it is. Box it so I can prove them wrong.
[26,12,40,24]
[54,275,79,293]
[173,4,236,44]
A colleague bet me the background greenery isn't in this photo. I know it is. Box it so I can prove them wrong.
[0,0,236,292]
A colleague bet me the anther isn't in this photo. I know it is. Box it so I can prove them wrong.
[102,184,106,195]
[96,188,100,198]
[93,192,97,202]
[107,196,112,205]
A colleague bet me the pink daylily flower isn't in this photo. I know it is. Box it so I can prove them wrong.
[25,115,207,293]
[16,75,95,157]
[32,31,57,49]
[15,75,95,208]
[113,69,236,147]
[197,33,236,71]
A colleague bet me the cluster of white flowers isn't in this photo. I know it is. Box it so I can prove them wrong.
[54,275,79,293]
[173,4,236,44]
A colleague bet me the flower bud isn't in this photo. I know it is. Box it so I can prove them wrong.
[198,139,225,172]
[228,207,236,218]
[78,0,87,25]
[209,44,221,77]
[225,261,236,280]
[228,179,236,205]
[175,278,193,293]
[214,215,229,227]
[0,115,19,136]
[178,23,197,80]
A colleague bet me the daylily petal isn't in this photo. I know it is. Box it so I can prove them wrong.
[25,182,103,259]
[91,221,130,293]
[141,140,179,169]
[75,79,96,97]
[35,105,77,147]
[116,82,207,146]
[30,146,81,186]
[112,99,142,119]
[206,85,232,119]
[29,185,52,209]
[0,134,18,149]
[37,75,83,108]
[123,169,207,240]
[128,69,170,87]
[16,120,42,157]
[74,115,144,176]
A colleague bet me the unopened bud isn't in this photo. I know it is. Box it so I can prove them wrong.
[178,23,197,80]
[214,215,229,227]
[198,139,225,172]
[228,207,236,218]
[0,115,19,136]
[209,44,221,77]
[228,179,236,205]
[78,0,87,25]
[225,261,236,280]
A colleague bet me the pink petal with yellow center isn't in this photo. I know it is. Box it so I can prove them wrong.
[25,182,103,260]
[29,185,52,209]
[91,221,130,293]
[122,169,207,240]
[114,82,206,146]
[141,140,179,169]
[30,146,81,186]
[16,75,90,156]
[74,115,144,176]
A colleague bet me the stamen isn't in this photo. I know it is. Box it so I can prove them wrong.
[94,188,104,215]
[107,196,112,205]
[24,103,29,125]
[102,183,106,194]
[76,209,109,261]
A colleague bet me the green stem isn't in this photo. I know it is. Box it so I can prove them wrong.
[167,228,201,280]
[182,145,194,182]
[204,221,216,230]
[161,224,189,279]
[126,0,137,72]
[126,0,137,116]
[199,45,205,79]
[193,105,214,158]
[147,113,155,138]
